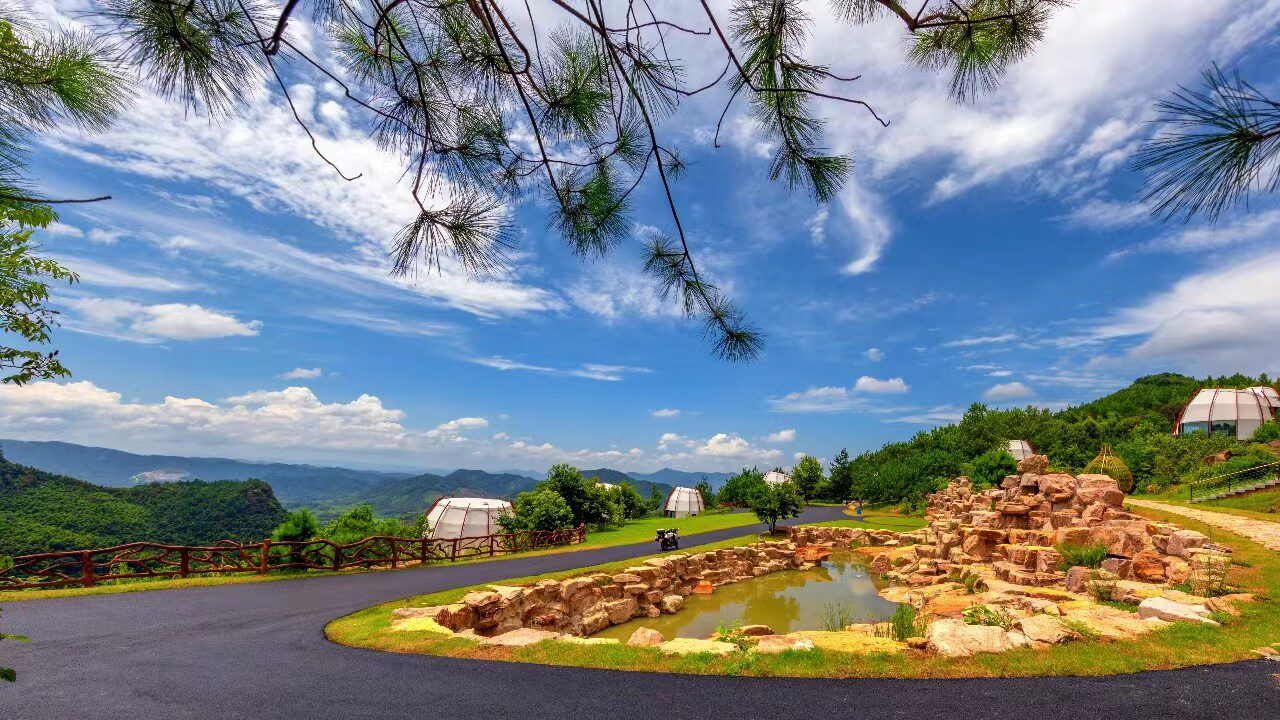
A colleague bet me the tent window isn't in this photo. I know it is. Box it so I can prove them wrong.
[1210,420,1237,436]
[1179,421,1210,435]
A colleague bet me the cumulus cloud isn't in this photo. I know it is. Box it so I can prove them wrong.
[64,297,261,342]
[853,376,909,394]
[281,367,323,379]
[983,382,1036,402]
[426,417,489,439]
[865,347,884,362]
[765,429,797,443]
[651,408,681,418]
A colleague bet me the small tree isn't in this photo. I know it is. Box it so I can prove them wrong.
[271,508,319,542]
[2,204,79,385]
[608,482,648,520]
[749,482,802,534]
[501,488,575,532]
[544,464,615,526]
[694,478,717,508]
[646,484,663,514]
[825,449,854,502]
[791,455,825,500]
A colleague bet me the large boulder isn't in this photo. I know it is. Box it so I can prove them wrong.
[1018,455,1050,474]
[1129,550,1167,582]
[1037,473,1077,503]
[925,619,1015,657]
[1137,597,1218,625]
[1166,529,1210,558]
[604,597,639,625]
[626,627,664,647]
[1015,615,1074,645]
[1074,475,1125,507]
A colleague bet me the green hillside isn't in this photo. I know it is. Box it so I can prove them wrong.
[0,452,288,556]
[843,373,1280,509]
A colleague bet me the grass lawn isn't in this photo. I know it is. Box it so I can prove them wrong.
[328,509,1280,678]
[1140,485,1280,523]
[0,510,775,603]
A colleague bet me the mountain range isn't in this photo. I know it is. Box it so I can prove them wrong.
[0,440,733,520]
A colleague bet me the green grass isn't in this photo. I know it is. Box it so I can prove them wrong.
[328,508,1280,678]
[1139,485,1280,522]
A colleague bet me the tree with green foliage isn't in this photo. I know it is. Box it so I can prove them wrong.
[544,464,616,527]
[500,488,574,532]
[964,449,1018,489]
[718,467,768,506]
[607,481,648,520]
[271,508,320,542]
[790,455,824,500]
[1252,421,1280,444]
[749,481,801,533]
[826,448,854,502]
[646,483,663,515]
[695,478,717,508]
[1,203,78,385]
[318,504,414,544]
[4,1,1066,360]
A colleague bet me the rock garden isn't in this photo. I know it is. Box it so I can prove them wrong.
[329,456,1280,676]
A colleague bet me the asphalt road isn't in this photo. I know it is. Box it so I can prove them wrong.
[3,506,1276,720]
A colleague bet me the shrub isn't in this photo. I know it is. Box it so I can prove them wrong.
[500,488,575,532]
[961,604,1014,630]
[875,603,929,641]
[1251,421,1280,443]
[272,508,320,542]
[1087,571,1118,602]
[1055,542,1109,570]
[964,449,1018,489]
[821,602,856,631]
[949,568,988,594]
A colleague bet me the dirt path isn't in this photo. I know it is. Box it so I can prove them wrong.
[1126,498,1280,551]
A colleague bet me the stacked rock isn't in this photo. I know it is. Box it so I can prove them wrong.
[424,541,805,637]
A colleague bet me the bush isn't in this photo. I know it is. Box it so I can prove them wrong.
[748,482,801,533]
[964,449,1018,489]
[874,603,929,641]
[607,482,648,520]
[500,488,575,532]
[961,604,1014,630]
[319,504,415,544]
[1055,542,1109,570]
[1251,421,1280,443]
[272,508,320,542]
[719,467,768,506]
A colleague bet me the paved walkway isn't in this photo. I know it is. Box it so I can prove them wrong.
[4,505,1278,720]
[1126,498,1280,551]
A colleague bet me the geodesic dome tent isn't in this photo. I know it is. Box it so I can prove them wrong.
[1247,386,1280,410]
[763,470,793,486]
[663,486,705,518]
[1006,440,1034,461]
[423,497,513,539]
[1174,388,1278,440]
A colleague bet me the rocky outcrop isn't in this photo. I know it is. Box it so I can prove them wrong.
[424,541,806,637]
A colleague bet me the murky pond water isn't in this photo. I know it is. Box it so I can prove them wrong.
[593,551,899,640]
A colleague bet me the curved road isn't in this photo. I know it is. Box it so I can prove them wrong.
[3,507,1275,719]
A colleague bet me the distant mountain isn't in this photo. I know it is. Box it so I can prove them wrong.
[629,468,735,490]
[0,439,403,505]
[579,468,673,502]
[310,469,540,520]
[0,452,288,556]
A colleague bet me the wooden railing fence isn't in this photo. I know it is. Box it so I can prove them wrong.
[0,525,587,590]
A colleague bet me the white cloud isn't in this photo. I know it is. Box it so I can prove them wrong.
[567,263,683,322]
[766,429,797,443]
[426,417,489,439]
[1090,248,1280,373]
[853,375,909,394]
[805,206,829,244]
[469,356,651,382]
[86,228,125,244]
[1108,209,1280,261]
[835,179,893,275]
[887,404,967,425]
[0,381,408,456]
[865,347,884,362]
[1062,198,1151,230]
[983,381,1036,402]
[282,367,323,379]
[64,297,261,342]
[651,408,681,418]
[44,222,83,237]
[695,433,782,463]
[942,333,1018,348]
[50,255,198,292]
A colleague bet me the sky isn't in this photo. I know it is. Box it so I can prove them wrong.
[5,0,1280,474]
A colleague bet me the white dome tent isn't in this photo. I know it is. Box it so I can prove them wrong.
[423,497,513,539]
[1006,440,1034,461]
[663,486,705,518]
[763,470,792,486]
[1174,388,1278,440]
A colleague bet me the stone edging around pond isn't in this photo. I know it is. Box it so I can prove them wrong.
[390,537,896,645]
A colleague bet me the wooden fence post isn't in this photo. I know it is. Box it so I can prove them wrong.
[389,539,398,569]
[80,551,95,588]
[180,547,190,578]
[451,538,459,562]
[489,535,496,557]
[333,542,341,572]
[260,539,271,575]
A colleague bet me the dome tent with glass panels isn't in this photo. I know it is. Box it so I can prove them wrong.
[763,470,792,486]
[1174,388,1278,440]
[423,497,513,539]
[663,486,705,518]
[1006,440,1034,461]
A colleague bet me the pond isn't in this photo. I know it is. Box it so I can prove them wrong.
[593,551,900,641]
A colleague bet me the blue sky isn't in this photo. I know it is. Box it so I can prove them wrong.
[5,0,1280,473]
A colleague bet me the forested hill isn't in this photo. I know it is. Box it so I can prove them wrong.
[844,372,1280,510]
[0,453,289,556]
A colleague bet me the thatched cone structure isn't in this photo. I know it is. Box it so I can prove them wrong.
[1084,444,1134,493]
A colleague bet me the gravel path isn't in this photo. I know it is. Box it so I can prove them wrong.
[1126,498,1280,551]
